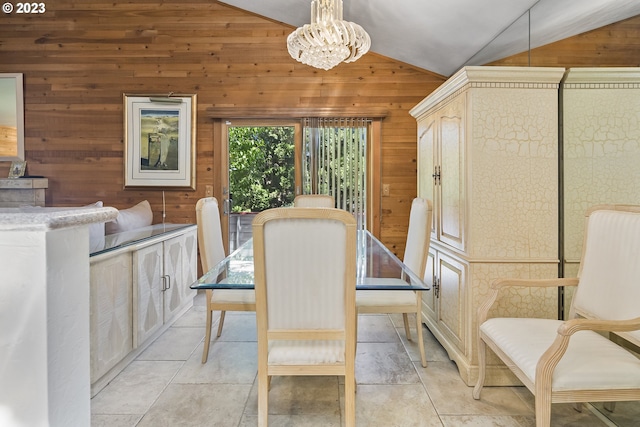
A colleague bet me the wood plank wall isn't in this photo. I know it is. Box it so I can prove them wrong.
[0,0,443,257]
[491,14,640,68]
[0,2,639,258]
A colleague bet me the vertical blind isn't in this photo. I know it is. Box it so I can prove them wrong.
[302,117,369,230]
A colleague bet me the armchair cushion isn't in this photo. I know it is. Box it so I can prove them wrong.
[481,317,640,391]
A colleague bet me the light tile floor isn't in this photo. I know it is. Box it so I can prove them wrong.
[91,293,638,426]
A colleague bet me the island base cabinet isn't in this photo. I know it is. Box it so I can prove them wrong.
[134,230,198,347]
[89,252,133,385]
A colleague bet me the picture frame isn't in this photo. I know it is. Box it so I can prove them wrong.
[123,93,196,189]
[0,73,25,161]
[8,160,26,178]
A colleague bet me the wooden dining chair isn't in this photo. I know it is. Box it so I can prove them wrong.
[293,194,335,208]
[473,204,640,427]
[252,207,357,427]
[356,198,432,367]
[195,197,255,363]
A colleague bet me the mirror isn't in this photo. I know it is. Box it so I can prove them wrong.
[0,73,25,161]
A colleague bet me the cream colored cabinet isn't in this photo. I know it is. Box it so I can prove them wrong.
[134,229,198,346]
[424,247,466,352]
[562,68,640,281]
[417,96,465,251]
[411,66,565,386]
[89,252,133,385]
[89,224,197,396]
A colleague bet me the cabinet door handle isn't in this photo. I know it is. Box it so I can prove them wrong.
[432,166,441,185]
[161,275,171,291]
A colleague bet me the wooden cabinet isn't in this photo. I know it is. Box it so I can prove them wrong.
[134,230,198,346]
[562,68,640,280]
[90,252,133,386]
[424,247,466,352]
[411,66,565,386]
[89,224,197,395]
[417,95,466,251]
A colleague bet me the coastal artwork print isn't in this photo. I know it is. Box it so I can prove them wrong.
[0,73,24,160]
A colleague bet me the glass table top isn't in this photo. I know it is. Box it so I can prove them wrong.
[191,230,430,291]
[90,223,194,257]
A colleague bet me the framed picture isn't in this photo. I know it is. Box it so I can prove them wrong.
[123,94,196,189]
[8,160,26,178]
[0,73,25,161]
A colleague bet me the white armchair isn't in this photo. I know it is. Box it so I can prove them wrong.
[473,205,640,427]
[252,207,357,426]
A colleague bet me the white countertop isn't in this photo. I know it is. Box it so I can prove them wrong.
[0,206,118,231]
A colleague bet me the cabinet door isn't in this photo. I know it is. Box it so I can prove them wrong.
[417,114,437,239]
[438,98,465,251]
[134,242,164,346]
[90,253,133,382]
[436,251,466,351]
[421,247,437,322]
[163,230,197,321]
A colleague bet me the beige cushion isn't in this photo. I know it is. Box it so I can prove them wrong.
[264,218,347,330]
[356,289,417,307]
[268,340,345,365]
[105,200,153,235]
[210,289,255,305]
[402,198,431,275]
[481,317,640,391]
[573,209,640,344]
[196,197,226,272]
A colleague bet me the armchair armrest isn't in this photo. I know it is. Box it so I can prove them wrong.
[478,278,579,326]
[557,316,640,336]
[490,277,579,290]
[535,315,640,399]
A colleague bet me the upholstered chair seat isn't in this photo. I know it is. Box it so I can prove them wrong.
[481,317,640,391]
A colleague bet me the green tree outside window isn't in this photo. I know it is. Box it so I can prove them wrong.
[228,126,295,212]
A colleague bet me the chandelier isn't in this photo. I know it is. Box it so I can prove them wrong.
[287,0,371,71]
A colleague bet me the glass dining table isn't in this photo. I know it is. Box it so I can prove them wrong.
[190,230,430,291]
